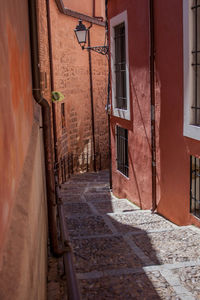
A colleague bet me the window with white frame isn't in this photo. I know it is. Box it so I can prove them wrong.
[183,0,200,139]
[110,11,130,120]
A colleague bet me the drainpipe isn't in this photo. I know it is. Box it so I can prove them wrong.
[105,0,112,190]
[92,0,104,21]
[93,0,95,18]
[149,0,157,212]
[88,26,97,172]
[46,0,59,175]
[28,0,62,256]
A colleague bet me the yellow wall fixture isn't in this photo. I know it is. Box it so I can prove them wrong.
[52,91,65,102]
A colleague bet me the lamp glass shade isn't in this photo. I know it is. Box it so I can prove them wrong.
[74,20,87,45]
[75,30,87,44]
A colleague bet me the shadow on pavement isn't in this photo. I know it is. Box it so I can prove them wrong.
[61,171,173,299]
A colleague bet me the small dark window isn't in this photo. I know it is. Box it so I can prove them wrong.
[116,126,128,177]
[114,22,127,110]
[190,155,200,218]
[61,103,66,129]
[191,1,200,125]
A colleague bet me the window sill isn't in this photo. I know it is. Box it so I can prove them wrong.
[113,108,130,120]
[116,169,129,180]
[184,124,200,141]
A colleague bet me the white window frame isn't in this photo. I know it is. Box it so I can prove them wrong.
[110,10,130,120]
[183,0,200,140]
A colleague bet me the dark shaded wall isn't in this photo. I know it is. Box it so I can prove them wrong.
[0,1,48,298]
[0,0,33,253]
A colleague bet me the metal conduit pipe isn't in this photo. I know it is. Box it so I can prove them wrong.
[105,0,112,190]
[88,25,97,172]
[149,0,157,212]
[28,0,62,256]
[93,0,96,18]
[46,0,59,175]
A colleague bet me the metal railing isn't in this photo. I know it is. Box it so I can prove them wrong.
[190,155,200,219]
[57,152,105,184]
[116,126,129,177]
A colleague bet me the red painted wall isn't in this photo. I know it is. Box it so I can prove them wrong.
[108,0,200,226]
[0,0,33,256]
[108,0,152,209]
[154,0,200,227]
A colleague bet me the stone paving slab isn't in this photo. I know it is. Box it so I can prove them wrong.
[63,202,92,216]
[92,199,139,214]
[72,236,143,273]
[62,185,86,192]
[172,266,200,299]
[60,195,85,203]
[84,193,112,202]
[108,211,175,233]
[59,170,200,300]
[65,215,112,237]
[132,228,200,264]
[79,271,178,300]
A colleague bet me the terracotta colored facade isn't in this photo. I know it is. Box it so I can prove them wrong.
[48,0,109,177]
[108,0,152,210]
[0,1,48,299]
[108,0,200,227]
[0,0,109,298]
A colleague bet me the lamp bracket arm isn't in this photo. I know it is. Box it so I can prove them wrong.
[84,45,109,55]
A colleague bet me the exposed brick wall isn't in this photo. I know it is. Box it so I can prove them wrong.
[49,0,109,176]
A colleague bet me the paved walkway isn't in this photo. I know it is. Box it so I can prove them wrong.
[61,170,200,300]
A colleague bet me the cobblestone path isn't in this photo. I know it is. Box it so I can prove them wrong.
[60,170,200,300]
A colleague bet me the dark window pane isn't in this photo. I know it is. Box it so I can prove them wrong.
[114,23,127,110]
[190,155,200,219]
[116,126,129,177]
[191,1,200,125]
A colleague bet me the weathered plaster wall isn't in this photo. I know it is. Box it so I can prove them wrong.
[109,0,200,226]
[0,118,48,300]
[0,0,33,255]
[49,0,109,173]
[63,0,105,18]
[154,0,200,227]
[108,0,152,209]
[0,1,48,298]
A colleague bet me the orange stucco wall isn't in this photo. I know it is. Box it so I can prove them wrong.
[108,0,152,210]
[63,0,105,18]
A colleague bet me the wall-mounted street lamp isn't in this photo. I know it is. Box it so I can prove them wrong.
[74,18,111,180]
[74,20,109,55]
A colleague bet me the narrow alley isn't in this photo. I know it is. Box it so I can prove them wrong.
[2,1,200,299]
[48,171,200,300]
